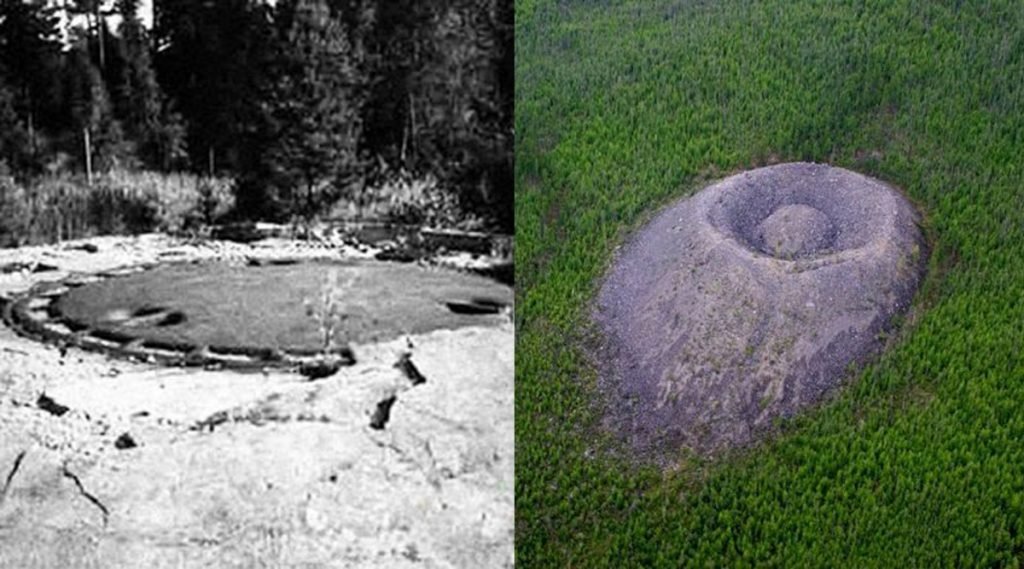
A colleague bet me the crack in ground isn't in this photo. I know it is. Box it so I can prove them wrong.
[0,450,27,510]
[370,352,431,430]
[188,352,433,438]
[61,461,109,525]
[403,403,478,434]
[365,430,442,491]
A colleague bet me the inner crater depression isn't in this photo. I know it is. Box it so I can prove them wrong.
[594,162,926,458]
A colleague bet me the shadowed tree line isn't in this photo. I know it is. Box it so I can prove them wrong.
[0,0,512,231]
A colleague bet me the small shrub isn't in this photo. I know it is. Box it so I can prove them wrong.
[332,169,487,230]
[303,267,360,353]
[196,177,235,226]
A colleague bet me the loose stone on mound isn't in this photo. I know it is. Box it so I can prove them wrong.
[594,162,926,457]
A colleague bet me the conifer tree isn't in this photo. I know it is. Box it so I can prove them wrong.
[263,0,366,218]
[114,0,186,169]
[0,0,62,165]
[65,39,132,171]
[0,77,31,173]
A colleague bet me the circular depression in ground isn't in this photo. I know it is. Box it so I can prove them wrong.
[12,259,511,363]
[595,162,926,458]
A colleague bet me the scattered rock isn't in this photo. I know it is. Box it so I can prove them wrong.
[156,310,187,327]
[211,222,264,243]
[394,353,427,386]
[182,346,210,367]
[37,393,69,417]
[299,358,342,380]
[333,345,357,365]
[65,242,99,253]
[420,228,495,255]
[444,298,505,315]
[375,248,420,263]
[31,262,59,273]
[132,305,166,318]
[114,432,137,449]
[1,261,42,274]
[369,395,398,430]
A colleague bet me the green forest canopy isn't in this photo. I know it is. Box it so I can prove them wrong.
[517,0,1024,565]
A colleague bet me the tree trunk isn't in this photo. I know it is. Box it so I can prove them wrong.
[96,4,106,69]
[84,129,93,186]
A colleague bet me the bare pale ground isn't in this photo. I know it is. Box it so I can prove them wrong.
[0,235,513,568]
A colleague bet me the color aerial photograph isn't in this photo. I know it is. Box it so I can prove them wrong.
[0,0,513,566]
[516,0,1024,566]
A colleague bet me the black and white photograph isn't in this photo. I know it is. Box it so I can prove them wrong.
[0,0,513,566]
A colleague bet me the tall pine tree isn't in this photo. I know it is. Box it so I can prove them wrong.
[0,0,62,169]
[154,0,275,175]
[113,0,186,170]
[0,76,31,174]
[262,0,366,219]
[410,0,511,230]
[64,36,132,172]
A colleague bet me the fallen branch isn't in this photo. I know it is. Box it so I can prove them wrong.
[62,462,109,525]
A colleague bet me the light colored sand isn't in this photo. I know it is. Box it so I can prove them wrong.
[0,234,513,568]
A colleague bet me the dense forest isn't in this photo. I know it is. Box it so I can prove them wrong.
[0,0,512,234]
[518,0,1024,566]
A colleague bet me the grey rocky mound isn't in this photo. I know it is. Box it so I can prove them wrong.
[594,162,926,458]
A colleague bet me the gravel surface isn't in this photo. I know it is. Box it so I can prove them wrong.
[594,163,926,460]
[0,234,513,568]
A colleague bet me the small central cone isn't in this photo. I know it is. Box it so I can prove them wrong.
[756,204,834,258]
